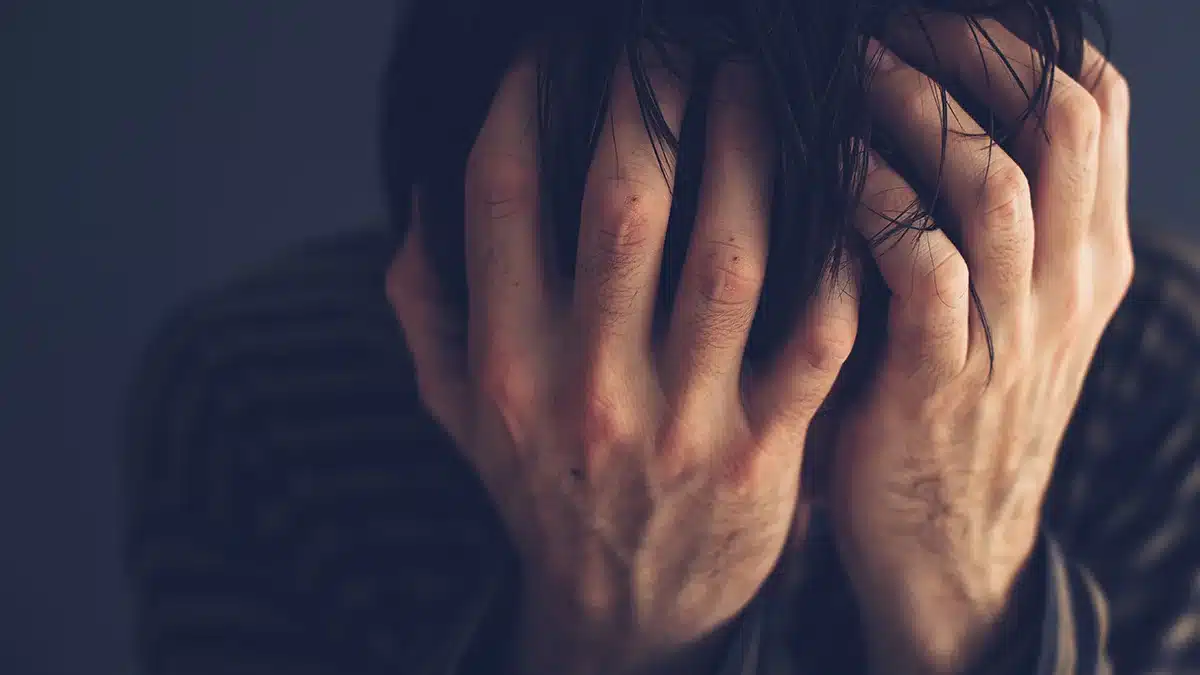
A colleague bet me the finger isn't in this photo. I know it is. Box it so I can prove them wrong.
[1081,41,1133,259]
[881,16,1100,286]
[576,50,689,361]
[867,39,1032,331]
[662,63,770,408]
[750,255,859,438]
[854,152,971,373]
[386,194,470,443]
[883,14,1098,163]
[464,60,550,365]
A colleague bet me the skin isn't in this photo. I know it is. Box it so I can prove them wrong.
[386,13,1133,675]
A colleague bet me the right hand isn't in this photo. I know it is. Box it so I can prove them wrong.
[387,58,860,675]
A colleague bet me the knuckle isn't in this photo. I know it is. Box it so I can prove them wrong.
[694,240,764,310]
[588,185,660,264]
[580,186,664,319]
[979,165,1033,235]
[981,165,1032,221]
[912,244,971,304]
[974,166,1034,290]
[1046,88,1103,154]
[800,314,858,375]
[799,331,853,376]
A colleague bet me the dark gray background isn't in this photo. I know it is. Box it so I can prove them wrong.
[0,1,1195,673]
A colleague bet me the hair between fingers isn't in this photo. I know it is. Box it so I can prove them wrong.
[382,0,1110,408]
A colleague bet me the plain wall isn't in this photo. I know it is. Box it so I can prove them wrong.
[0,1,1195,673]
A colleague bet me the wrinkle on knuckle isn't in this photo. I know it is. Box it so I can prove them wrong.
[587,182,666,259]
[594,190,654,253]
[976,168,1034,279]
[799,334,853,377]
[579,186,664,317]
[801,314,858,376]
[979,164,1032,227]
[694,240,764,310]
[912,244,970,307]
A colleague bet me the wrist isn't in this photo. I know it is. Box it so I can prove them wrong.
[857,548,1039,675]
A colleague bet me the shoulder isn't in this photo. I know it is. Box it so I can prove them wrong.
[134,228,406,381]
[126,227,496,527]
[131,228,413,425]
[125,229,510,672]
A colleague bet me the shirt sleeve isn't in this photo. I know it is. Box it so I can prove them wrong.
[125,301,346,674]
[963,533,1112,675]
[746,230,1200,675]
[1031,229,1200,675]
[124,244,511,675]
[714,584,771,675]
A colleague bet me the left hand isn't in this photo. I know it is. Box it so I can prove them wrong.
[832,16,1133,673]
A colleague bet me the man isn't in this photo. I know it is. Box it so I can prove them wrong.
[126,1,1200,674]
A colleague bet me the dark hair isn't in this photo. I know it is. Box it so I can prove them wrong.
[380,0,1109,403]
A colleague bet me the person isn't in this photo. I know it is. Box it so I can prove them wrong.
[124,1,1200,673]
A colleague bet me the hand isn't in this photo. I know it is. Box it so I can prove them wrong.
[387,59,860,674]
[832,17,1132,673]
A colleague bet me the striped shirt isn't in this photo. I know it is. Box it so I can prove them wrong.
[125,227,1200,674]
